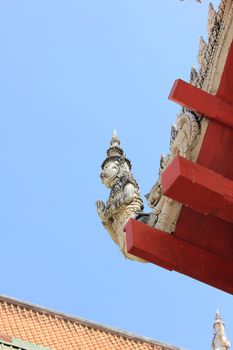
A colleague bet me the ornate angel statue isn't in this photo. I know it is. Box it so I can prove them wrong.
[96,131,148,261]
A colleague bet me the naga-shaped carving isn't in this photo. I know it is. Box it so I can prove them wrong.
[212,310,230,350]
[96,131,147,261]
[146,110,200,232]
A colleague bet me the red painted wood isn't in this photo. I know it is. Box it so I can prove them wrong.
[161,156,233,223]
[217,39,233,105]
[171,39,233,266]
[174,121,233,261]
[169,79,233,129]
[125,219,233,294]
[175,209,233,260]
[126,220,174,271]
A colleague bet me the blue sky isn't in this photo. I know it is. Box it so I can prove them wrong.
[0,1,232,350]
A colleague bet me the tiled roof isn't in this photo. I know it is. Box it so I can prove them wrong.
[0,295,182,350]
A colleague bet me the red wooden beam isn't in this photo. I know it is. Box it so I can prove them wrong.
[161,156,233,224]
[217,39,233,104]
[125,219,233,294]
[168,79,233,129]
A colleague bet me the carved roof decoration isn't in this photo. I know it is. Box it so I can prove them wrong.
[0,295,183,350]
[146,0,233,234]
[192,0,233,92]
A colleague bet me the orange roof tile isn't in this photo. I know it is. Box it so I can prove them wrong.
[0,295,182,350]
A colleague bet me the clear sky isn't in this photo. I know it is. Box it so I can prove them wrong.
[0,1,232,350]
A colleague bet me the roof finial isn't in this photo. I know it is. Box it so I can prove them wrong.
[212,310,230,350]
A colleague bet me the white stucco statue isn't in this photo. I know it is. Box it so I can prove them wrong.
[96,131,148,261]
[212,310,230,350]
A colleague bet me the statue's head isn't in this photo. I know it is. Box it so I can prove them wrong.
[100,131,131,189]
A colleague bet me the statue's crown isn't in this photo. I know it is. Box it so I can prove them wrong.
[101,130,131,169]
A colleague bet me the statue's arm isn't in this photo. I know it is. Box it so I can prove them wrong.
[123,183,135,204]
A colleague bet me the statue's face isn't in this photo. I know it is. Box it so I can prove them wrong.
[100,161,119,188]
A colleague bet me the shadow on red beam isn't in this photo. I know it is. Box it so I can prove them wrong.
[161,156,233,224]
[125,219,233,294]
[169,79,233,129]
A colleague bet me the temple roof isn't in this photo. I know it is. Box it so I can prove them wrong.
[0,295,182,350]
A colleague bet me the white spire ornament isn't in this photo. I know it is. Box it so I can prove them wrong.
[212,310,230,350]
